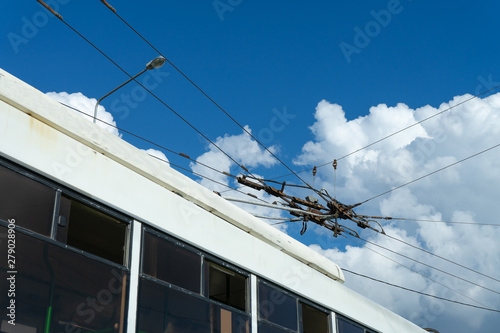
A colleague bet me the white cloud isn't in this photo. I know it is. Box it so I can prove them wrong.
[143,148,169,164]
[46,91,120,137]
[294,100,428,167]
[295,93,500,331]
[190,126,287,230]
[190,125,278,192]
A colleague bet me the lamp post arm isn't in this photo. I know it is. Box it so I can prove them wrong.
[93,68,148,123]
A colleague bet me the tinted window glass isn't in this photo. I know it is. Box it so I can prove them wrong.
[302,303,329,333]
[0,165,55,236]
[137,277,249,333]
[258,322,294,333]
[142,231,201,293]
[337,317,364,333]
[259,282,297,331]
[207,262,247,311]
[57,196,128,265]
[0,225,128,332]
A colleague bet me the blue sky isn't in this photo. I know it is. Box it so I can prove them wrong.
[3,1,500,332]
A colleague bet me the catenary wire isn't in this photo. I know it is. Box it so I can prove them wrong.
[271,218,500,282]
[331,84,500,164]
[271,214,500,304]
[97,0,500,216]
[67,2,500,249]
[40,2,500,297]
[145,153,252,196]
[381,231,500,284]
[379,217,500,227]
[357,236,500,296]
[342,234,493,309]
[100,0,500,213]
[267,212,500,285]
[96,0,317,191]
[342,268,500,314]
[272,83,500,180]
[37,1,264,187]
[252,215,302,222]
[357,142,500,205]
[271,216,500,228]
[40,0,500,309]
[275,214,500,292]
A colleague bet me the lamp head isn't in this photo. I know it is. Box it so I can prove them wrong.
[146,56,166,70]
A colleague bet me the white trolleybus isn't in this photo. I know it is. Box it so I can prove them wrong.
[0,68,429,333]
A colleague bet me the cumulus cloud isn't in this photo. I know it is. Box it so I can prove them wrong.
[190,126,288,229]
[295,93,500,331]
[294,100,428,166]
[46,91,120,137]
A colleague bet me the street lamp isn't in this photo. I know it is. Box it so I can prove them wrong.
[93,55,166,123]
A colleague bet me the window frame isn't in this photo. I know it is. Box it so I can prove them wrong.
[0,222,131,332]
[140,227,204,294]
[139,226,251,316]
[0,157,132,268]
[257,278,332,333]
[336,314,379,333]
[205,259,249,312]
[0,210,130,273]
[300,300,331,333]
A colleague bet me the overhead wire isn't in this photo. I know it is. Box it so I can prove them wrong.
[51,0,500,216]
[147,154,233,190]
[59,0,500,212]
[357,142,500,205]
[244,175,313,189]
[273,213,500,290]
[342,234,494,309]
[356,235,500,296]
[381,231,500,284]
[145,153,257,198]
[330,83,500,164]
[37,0,500,307]
[252,215,302,222]
[96,0,318,192]
[342,268,500,314]
[272,83,500,180]
[371,216,500,227]
[36,0,263,188]
[267,210,500,299]
[77,3,500,265]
